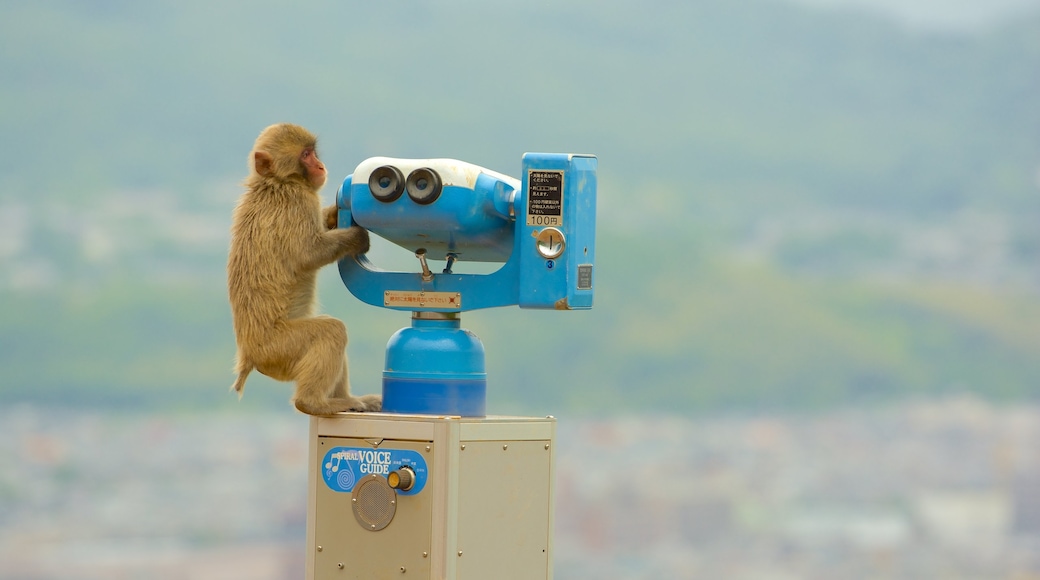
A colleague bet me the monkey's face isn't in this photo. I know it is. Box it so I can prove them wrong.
[249,124,328,191]
[301,148,327,189]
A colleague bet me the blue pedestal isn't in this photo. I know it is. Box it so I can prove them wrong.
[382,314,487,417]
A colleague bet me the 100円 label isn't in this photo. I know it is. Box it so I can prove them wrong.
[527,169,564,226]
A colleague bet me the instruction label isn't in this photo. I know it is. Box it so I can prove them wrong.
[321,446,429,496]
[527,170,564,227]
[384,290,460,309]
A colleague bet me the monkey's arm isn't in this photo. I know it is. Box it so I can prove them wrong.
[299,226,370,272]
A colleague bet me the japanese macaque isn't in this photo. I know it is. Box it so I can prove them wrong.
[227,123,381,415]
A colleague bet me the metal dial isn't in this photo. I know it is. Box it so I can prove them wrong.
[387,467,416,492]
[535,227,566,259]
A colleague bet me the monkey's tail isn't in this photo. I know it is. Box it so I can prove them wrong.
[230,363,253,400]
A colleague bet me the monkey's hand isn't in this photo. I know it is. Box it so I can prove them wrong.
[344,226,371,256]
[322,204,339,230]
[326,225,370,257]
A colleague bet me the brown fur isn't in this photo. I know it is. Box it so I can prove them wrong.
[227,123,380,415]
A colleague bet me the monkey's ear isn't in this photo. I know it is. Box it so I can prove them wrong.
[254,151,274,176]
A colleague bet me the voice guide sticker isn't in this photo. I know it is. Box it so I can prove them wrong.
[321,446,429,496]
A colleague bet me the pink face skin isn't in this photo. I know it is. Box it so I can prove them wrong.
[301,148,327,189]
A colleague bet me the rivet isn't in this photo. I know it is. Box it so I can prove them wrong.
[400,566,407,573]
[317,545,323,552]
[545,443,550,450]
[423,552,428,558]
[352,498,357,503]
[338,563,344,569]
[503,444,508,450]
[425,445,431,452]
[460,444,466,451]
[458,550,463,557]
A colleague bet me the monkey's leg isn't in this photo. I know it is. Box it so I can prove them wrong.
[330,353,382,412]
[275,317,374,415]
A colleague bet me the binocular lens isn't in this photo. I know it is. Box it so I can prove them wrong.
[369,165,405,202]
[406,168,442,205]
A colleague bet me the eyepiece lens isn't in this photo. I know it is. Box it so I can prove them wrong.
[406,168,442,205]
[369,165,405,202]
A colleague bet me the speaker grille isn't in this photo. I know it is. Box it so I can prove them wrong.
[352,474,397,531]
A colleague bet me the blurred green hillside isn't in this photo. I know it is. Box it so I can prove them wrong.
[0,0,1037,414]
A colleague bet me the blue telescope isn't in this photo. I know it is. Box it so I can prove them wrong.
[337,153,596,416]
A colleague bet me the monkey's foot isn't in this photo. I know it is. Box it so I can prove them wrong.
[295,394,382,416]
[354,394,382,412]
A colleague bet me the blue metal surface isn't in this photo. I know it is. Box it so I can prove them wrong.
[381,317,487,417]
[382,378,486,417]
[518,153,598,310]
[347,178,515,263]
[337,153,597,313]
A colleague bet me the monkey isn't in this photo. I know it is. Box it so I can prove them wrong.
[227,123,381,415]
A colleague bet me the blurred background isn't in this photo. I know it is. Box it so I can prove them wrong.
[1,0,1038,578]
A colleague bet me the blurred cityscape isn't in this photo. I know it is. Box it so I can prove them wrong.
[1,397,1038,579]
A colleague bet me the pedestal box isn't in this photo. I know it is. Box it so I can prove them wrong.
[306,413,556,580]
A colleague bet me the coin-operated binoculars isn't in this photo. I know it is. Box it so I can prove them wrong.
[338,153,596,416]
[305,153,596,580]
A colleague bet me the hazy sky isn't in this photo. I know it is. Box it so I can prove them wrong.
[786,0,1040,30]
